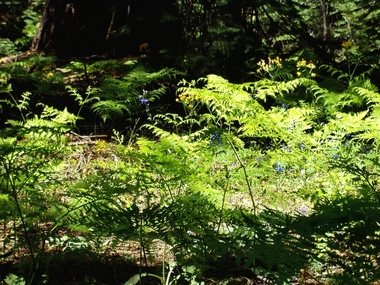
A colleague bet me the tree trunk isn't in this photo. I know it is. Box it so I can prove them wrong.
[31,0,53,52]
[30,0,182,62]
[31,0,113,56]
[320,0,331,41]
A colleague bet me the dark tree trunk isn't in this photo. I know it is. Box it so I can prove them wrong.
[320,0,331,41]
[31,0,113,56]
[31,0,183,64]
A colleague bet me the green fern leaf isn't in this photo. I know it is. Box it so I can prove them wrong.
[91,100,129,122]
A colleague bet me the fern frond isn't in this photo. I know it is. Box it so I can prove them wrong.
[308,83,330,100]
[272,71,293,81]
[143,124,173,138]
[335,111,369,133]
[40,105,79,126]
[153,113,182,125]
[354,87,380,105]
[320,64,349,80]
[223,132,245,149]
[24,117,69,130]
[252,78,305,101]
[357,107,380,141]
[100,77,136,100]
[91,100,129,122]
[153,113,201,130]
[354,64,379,82]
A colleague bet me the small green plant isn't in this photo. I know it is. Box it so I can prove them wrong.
[66,85,100,119]
[0,86,32,122]
[0,39,18,56]
[2,273,26,285]
[89,62,184,123]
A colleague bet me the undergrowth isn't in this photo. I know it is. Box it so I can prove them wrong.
[1,55,380,285]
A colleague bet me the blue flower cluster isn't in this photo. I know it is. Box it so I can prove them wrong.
[275,162,284,172]
[138,89,149,106]
[256,156,264,163]
[283,145,292,152]
[274,162,294,174]
[211,131,222,145]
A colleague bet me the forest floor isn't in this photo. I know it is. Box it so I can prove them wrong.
[0,210,322,285]
[0,232,270,284]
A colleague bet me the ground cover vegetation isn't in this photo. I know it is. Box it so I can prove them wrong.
[1,0,380,284]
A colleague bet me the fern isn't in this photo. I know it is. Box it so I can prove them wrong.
[309,198,380,283]
[66,85,100,119]
[320,64,350,82]
[354,86,380,105]
[91,100,129,122]
[143,123,174,139]
[0,89,32,122]
[39,105,79,127]
[151,113,202,134]
[243,78,308,101]
[92,64,184,122]
[174,75,320,149]
[312,73,379,116]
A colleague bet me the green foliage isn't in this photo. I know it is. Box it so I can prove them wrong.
[0,0,44,53]
[0,122,68,283]
[309,198,380,284]
[66,85,100,118]
[142,60,380,283]
[14,0,44,48]
[91,100,130,123]
[0,90,90,284]
[174,0,380,78]
[87,61,184,122]
[0,39,18,56]
[1,1,380,284]
[2,55,380,285]
[0,88,32,122]
[0,54,62,99]
[3,274,26,285]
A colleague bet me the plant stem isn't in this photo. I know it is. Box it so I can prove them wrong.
[228,140,258,277]
[139,212,143,285]
[216,165,229,234]
[6,171,37,284]
[229,141,256,213]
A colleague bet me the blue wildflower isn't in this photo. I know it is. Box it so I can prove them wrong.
[210,131,222,145]
[275,162,284,172]
[138,93,149,106]
[256,156,264,163]
[281,103,287,110]
[283,145,292,152]
[141,98,149,105]
[332,153,339,160]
